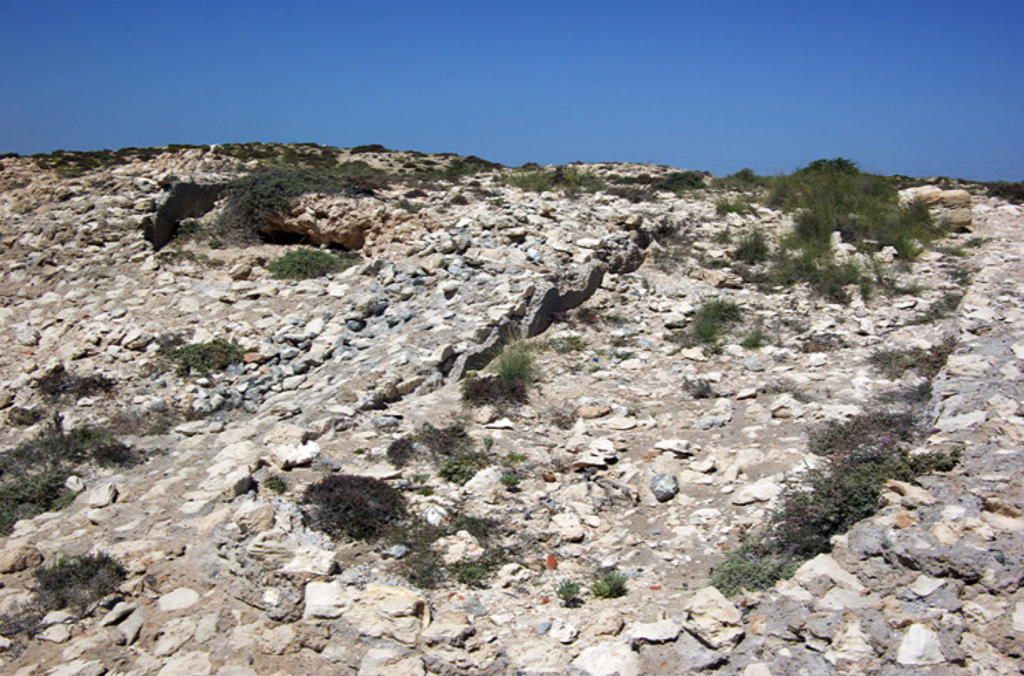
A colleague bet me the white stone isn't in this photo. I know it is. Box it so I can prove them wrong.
[682,587,744,648]
[935,410,988,432]
[433,530,485,565]
[570,641,640,676]
[626,618,679,644]
[548,618,579,644]
[908,575,945,598]
[158,587,201,612]
[897,624,946,666]
[157,651,213,676]
[303,580,356,619]
[270,441,320,469]
[731,479,782,505]
[792,554,865,592]
[343,584,429,645]
[47,660,106,676]
[81,483,118,508]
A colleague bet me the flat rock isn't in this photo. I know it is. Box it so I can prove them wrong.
[569,641,640,676]
[682,587,744,649]
[896,624,946,666]
[158,587,201,612]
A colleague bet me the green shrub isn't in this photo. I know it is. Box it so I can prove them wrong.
[0,468,76,536]
[0,414,142,534]
[988,180,1024,203]
[461,372,529,408]
[263,474,288,494]
[548,336,587,353]
[716,167,766,190]
[772,251,868,304]
[710,541,800,596]
[654,171,706,193]
[768,445,943,560]
[505,166,605,194]
[716,197,754,215]
[35,365,115,403]
[494,341,534,384]
[220,166,349,236]
[690,299,742,344]
[556,579,582,606]
[389,514,511,589]
[499,473,520,489]
[741,324,771,349]
[733,230,770,264]
[164,338,244,377]
[869,336,955,380]
[33,552,126,614]
[303,474,406,541]
[438,451,491,485]
[770,159,944,258]
[266,248,358,280]
[592,571,629,599]
[808,411,918,457]
[386,437,417,468]
[910,291,963,325]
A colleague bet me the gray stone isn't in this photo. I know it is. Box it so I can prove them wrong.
[650,474,680,502]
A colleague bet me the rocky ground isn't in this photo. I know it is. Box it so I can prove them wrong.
[0,145,1021,675]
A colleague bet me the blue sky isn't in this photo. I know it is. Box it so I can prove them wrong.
[2,0,1021,180]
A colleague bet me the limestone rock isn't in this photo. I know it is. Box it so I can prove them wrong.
[0,542,43,573]
[569,641,640,676]
[158,588,201,612]
[303,580,357,619]
[269,441,320,469]
[344,584,430,645]
[896,624,946,666]
[682,587,744,648]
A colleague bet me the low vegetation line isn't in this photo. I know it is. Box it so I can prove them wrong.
[710,337,960,596]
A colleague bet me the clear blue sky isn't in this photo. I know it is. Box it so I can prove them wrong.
[2,0,1021,180]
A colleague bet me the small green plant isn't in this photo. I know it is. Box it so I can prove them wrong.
[494,341,535,384]
[591,571,629,599]
[715,197,753,215]
[548,335,587,353]
[35,365,115,403]
[396,198,425,214]
[506,451,526,463]
[499,473,520,490]
[710,541,800,597]
[505,166,605,195]
[653,170,706,193]
[741,323,771,349]
[438,451,491,485]
[33,552,127,615]
[386,437,418,468]
[164,338,244,377]
[690,299,743,344]
[556,579,582,607]
[733,229,770,264]
[0,414,141,534]
[219,165,387,239]
[461,372,529,407]
[266,248,359,280]
[869,336,955,380]
[302,474,407,541]
[263,474,287,494]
